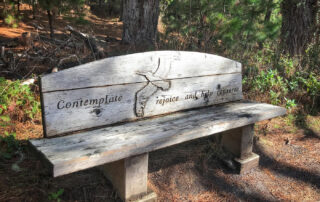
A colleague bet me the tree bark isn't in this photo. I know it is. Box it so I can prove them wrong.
[119,0,123,21]
[47,9,54,38]
[32,0,36,19]
[122,0,160,46]
[264,0,273,22]
[280,0,318,55]
[17,0,21,13]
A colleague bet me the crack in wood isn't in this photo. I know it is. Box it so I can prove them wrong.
[134,58,171,117]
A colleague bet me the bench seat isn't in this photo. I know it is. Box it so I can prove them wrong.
[30,100,285,177]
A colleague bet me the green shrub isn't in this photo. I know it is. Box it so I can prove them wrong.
[284,98,297,109]
[48,189,64,202]
[161,0,281,52]
[159,0,319,114]
[2,2,22,28]
[0,132,19,159]
[0,78,40,121]
[251,69,288,94]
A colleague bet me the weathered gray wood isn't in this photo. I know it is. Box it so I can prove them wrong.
[240,124,254,158]
[222,124,254,158]
[41,51,241,92]
[41,51,242,137]
[235,153,260,174]
[99,153,149,201]
[222,124,260,174]
[42,73,242,136]
[30,100,286,177]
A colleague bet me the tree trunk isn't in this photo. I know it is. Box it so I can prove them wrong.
[106,0,116,16]
[264,0,273,22]
[17,0,21,13]
[47,9,54,38]
[122,0,160,46]
[280,0,318,55]
[119,0,123,21]
[32,0,36,19]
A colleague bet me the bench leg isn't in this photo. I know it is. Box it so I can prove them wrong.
[99,153,157,202]
[221,124,260,174]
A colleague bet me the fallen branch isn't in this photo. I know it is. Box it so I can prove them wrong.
[66,25,105,60]
[57,54,81,68]
[39,35,64,46]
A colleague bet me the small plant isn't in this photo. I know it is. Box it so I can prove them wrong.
[285,98,297,109]
[269,90,280,105]
[4,14,20,28]
[3,2,22,28]
[0,132,19,159]
[0,77,40,121]
[48,188,64,202]
[252,69,287,94]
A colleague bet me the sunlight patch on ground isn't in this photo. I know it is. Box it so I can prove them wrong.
[0,20,33,38]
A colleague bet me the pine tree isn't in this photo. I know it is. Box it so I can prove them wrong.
[38,0,85,38]
[122,0,160,46]
[280,0,318,55]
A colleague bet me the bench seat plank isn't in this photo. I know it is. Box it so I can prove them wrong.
[30,100,286,177]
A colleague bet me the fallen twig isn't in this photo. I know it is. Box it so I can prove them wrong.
[57,54,81,68]
[66,25,105,60]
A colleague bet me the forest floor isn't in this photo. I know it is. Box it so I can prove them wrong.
[0,4,320,202]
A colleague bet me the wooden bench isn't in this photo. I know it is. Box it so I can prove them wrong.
[29,51,286,201]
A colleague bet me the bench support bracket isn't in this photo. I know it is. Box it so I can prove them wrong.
[99,153,157,202]
[221,124,260,174]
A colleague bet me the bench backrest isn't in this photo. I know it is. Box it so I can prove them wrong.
[40,51,243,137]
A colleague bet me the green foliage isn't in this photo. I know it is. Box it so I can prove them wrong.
[160,0,320,114]
[4,14,21,28]
[303,41,320,73]
[293,72,320,97]
[0,78,40,121]
[284,98,297,109]
[244,51,319,112]
[48,189,64,202]
[269,90,280,105]
[38,0,85,13]
[0,132,19,159]
[161,0,281,51]
[251,69,288,93]
[2,1,23,28]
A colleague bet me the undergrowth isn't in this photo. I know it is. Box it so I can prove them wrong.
[0,132,20,160]
[0,77,40,123]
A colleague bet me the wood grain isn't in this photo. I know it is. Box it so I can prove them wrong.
[30,100,286,177]
[42,73,243,136]
[41,51,241,92]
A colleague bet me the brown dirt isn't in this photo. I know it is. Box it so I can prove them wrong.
[0,117,319,201]
[0,4,319,202]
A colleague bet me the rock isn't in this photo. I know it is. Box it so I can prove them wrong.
[51,67,59,73]
[21,78,35,86]
[222,159,236,170]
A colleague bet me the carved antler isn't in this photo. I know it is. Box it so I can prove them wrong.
[135,58,171,117]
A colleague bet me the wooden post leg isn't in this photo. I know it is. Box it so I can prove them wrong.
[99,153,157,202]
[221,124,260,174]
